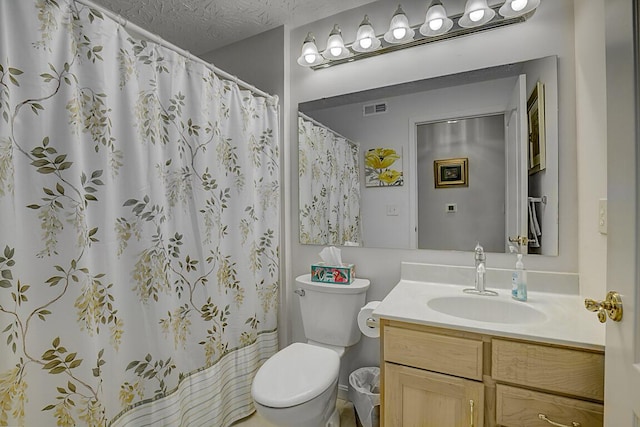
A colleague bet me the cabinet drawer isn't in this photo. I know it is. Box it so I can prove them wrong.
[496,384,603,427]
[492,339,604,401]
[384,325,483,380]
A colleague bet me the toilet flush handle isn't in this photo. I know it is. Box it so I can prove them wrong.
[294,289,305,297]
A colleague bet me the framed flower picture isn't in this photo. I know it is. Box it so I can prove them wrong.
[364,147,404,187]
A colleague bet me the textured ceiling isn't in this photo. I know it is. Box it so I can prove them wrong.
[89,0,377,55]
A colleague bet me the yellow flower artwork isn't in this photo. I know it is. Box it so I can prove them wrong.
[364,147,404,187]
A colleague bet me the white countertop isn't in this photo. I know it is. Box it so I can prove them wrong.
[373,280,606,351]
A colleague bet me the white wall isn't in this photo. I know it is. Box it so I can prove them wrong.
[288,0,581,387]
[574,0,607,298]
[200,26,285,100]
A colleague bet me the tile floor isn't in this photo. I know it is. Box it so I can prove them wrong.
[232,399,358,427]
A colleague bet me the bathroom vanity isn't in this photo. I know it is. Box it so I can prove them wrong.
[374,268,605,427]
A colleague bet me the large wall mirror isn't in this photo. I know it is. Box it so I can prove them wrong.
[298,55,558,255]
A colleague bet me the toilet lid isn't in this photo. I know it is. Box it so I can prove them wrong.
[252,342,340,408]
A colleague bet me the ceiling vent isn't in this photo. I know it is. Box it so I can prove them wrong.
[363,102,388,116]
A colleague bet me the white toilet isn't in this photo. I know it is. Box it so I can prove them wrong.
[251,273,370,427]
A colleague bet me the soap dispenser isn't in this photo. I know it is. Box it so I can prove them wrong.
[512,253,527,301]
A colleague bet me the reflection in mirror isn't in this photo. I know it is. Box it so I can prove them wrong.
[417,115,505,252]
[298,113,362,246]
[298,56,558,255]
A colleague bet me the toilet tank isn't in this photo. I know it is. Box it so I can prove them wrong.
[296,274,370,347]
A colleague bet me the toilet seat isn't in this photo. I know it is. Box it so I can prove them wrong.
[252,342,340,408]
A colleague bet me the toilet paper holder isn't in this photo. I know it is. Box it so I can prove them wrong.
[358,301,380,338]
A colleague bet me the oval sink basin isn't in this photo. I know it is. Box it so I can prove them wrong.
[427,296,547,324]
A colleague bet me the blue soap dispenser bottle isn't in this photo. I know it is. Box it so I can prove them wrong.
[512,253,527,301]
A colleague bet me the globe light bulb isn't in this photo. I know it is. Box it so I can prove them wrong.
[330,47,342,57]
[429,18,444,31]
[392,27,407,40]
[359,37,373,50]
[511,0,527,11]
[304,54,316,64]
[469,9,485,22]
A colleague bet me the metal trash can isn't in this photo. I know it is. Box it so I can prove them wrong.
[348,367,380,427]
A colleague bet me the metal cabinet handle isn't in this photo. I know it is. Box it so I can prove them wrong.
[469,399,474,427]
[538,413,581,427]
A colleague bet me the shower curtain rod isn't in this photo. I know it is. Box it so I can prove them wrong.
[73,0,277,102]
[298,112,358,147]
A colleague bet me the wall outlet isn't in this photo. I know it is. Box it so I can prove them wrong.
[386,205,399,216]
[446,203,457,213]
[598,198,607,234]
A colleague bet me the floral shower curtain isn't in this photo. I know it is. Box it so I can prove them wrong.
[298,115,361,246]
[0,1,280,426]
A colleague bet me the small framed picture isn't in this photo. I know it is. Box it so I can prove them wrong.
[527,81,546,175]
[434,157,469,188]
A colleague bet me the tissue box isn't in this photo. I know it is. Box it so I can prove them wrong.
[311,263,355,284]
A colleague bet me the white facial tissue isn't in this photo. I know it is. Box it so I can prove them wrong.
[319,246,342,266]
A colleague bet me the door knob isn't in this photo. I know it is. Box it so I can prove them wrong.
[508,235,528,246]
[584,291,623,323]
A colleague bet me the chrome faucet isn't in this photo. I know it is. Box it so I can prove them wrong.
[464,243,498,296]
[474,243,485,276]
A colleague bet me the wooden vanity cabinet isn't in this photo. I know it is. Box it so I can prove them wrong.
[380,319,604,427]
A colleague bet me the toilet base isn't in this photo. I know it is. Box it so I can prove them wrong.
[326,407,340,427]
[253,378,339,427]
[253,398,340,427]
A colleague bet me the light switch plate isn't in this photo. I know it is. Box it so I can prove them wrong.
[386,205,399,216]
[598,198,607,234]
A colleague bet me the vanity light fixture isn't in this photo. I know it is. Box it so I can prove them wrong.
[384,5,415,44]
[298,0,541,70]
[353,15,381,53]
[459,0,496,28]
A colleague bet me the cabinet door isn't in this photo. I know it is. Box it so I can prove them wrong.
[384,362,484,427]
